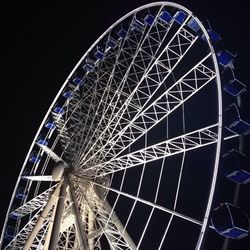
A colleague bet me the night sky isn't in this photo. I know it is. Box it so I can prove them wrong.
[1,0,249,249]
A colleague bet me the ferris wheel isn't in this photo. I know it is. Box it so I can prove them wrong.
[1,2,249,249]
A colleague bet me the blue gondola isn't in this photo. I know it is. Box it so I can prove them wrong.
[53,107,65,115]
[106,38,117,49]
[94,49,105,60]
[22,167,31,176]
[222,149,250,184]
[224,103,250,135]
[37,138,48,146]
[16,186,27,200]
[144,14,155,26]
[4,226,15,240]
[223,79,246,97]
[211,203,250,239]
[200,28,222,43]
[117,29,127,39]
[63,91,74,99]
[217,50,235,67]
[9,213,19,220]
[45,121,56,130]
[173,11,187,25]
[131,18,144,32]
[159,10,172,23]
[82,60,95,72]
[208,29,221,42]
[9,207,21,220]
[187,18,200,32]
[72,77,84,86]
[29,153,41,164]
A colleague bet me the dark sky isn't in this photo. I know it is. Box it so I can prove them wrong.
[1,0,250,249]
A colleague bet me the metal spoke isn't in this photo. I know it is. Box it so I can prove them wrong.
[9,184,58,219]
[79,53,215,169]
[79,124,218,178]
[90,180,203,227]
[76,13,194,168]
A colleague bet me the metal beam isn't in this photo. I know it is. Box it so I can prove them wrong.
[9,184,58,219]
[92,186,136,250]
[97,191,136,250]
[43,205,56,250]
[23,184,61,250]
[88,207,95,250]
[80,124,218,177]
[48,178,67,250]
[66,175,89,250]
[79,52,215,167]
[92,180,203,227]
[77,13,193,168]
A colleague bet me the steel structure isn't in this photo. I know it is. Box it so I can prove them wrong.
[1,2,247,249]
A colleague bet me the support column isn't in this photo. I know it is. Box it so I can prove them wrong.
[48,178,67,250]
[88,207,95,250]
[23,184,61,250]
[43,204,57,249]
[66,175,89,250]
